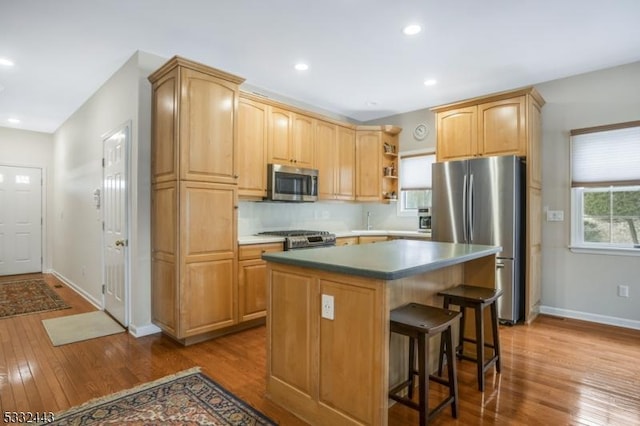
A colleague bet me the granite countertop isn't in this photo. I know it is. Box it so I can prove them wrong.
[261,240,500,280]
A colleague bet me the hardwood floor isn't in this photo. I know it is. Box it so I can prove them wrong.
[1,273,639,425]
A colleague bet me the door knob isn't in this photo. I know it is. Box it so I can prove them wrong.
[115,239,127,247]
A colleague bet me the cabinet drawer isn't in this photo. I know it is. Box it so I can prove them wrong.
[336,237,359,246]
[238,243,283,260]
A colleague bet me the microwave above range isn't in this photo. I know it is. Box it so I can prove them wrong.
[266,164,318,202]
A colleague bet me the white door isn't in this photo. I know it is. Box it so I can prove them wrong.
[0,166,42,276]
[103,125,128,326]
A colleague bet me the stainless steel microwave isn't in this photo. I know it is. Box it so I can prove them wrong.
[267,164,318,202]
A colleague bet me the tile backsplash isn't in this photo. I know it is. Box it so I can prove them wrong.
[238,200,417,236]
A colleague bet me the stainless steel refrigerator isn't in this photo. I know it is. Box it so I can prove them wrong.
[431,155,524,323]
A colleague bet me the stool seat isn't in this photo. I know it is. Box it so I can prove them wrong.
[390,303,460,336]
[437,285,503,392]
[437,285,503,304]
[389,303,460,425]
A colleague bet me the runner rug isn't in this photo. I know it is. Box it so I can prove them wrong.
[52,367,278,425]
[42,311,125,346]
[0,278,70,319]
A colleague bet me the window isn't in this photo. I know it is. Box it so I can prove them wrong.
[398,152,435,215]
[570,122,640,252]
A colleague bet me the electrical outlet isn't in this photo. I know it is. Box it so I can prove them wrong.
[618,285,630,298]
[546,210,564,222]
[321,294,334,320]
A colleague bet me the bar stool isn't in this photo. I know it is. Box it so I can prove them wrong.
[389,303,460,425]
[437,285,503,392]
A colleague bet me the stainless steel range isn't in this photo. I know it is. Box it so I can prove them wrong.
[257,230,336,250]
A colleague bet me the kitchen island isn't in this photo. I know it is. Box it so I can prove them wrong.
[262,240,500,425]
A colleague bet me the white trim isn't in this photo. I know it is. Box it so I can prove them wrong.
[569,245,640,256]
[540,305,640,330]
[128,323,162,338]
[51,270,102,310]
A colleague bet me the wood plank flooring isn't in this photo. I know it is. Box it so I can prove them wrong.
[1,273,639,425]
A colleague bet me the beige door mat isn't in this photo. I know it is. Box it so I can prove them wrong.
[42,311,125,346]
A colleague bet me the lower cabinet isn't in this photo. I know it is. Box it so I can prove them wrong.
[238,243,283,322]
[151,181,238,344]
[335,236,358,246]
[358,236,389,244]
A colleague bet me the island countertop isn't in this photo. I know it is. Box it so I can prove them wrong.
[262,239,501,280]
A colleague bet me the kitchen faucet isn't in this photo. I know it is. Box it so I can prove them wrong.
[367,211,372,230]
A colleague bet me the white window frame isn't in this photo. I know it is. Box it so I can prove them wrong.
[569,121,640,256]
[397,150,435,217]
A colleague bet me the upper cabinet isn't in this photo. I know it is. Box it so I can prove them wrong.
[237,96,268,198]
[150,58,244,185]
[316,121,355,200]
[355,126,400,202]
[435,106,478,161]
[267,107,314,168]
[433,88,543,162]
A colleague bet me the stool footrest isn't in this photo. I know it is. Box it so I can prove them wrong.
[458,353,500,370]
[389,393,455,422]
[460,337,497,350]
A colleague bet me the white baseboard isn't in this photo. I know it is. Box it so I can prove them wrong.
[129,323,162,338]
[540,305,640,330]
[51,271,102,310]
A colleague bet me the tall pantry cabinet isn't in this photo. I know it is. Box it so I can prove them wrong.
[148,56,245,344]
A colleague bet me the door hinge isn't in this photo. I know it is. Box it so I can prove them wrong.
[102,221,105,231]
[102,284,105,294]
[102,158,105,167]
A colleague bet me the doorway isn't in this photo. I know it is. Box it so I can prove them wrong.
[0,165,42,276]
[102,124,129,326]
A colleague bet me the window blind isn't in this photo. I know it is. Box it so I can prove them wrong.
[400,154,435,190]
[571,124,640,187]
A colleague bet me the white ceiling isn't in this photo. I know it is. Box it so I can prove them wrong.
[2,0,640,133]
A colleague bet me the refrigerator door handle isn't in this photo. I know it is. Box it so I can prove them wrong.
[462,173,468,243]
[469,173,474,243]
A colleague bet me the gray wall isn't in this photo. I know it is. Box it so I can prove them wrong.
[536,61,640,328]
[52,51,166,335]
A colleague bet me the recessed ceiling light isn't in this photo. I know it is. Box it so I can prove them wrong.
[8,118,20,124]
[403,24,422,36]
[424,79,437,86]
[0,58,15,67]
[294,63,309,71]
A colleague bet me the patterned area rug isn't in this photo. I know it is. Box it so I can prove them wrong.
[53,368,277,425]
[0,278,70,319]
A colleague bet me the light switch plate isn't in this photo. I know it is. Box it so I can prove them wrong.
[546,210,564,222]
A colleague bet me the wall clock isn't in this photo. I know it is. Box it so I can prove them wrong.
[413,123,429,141]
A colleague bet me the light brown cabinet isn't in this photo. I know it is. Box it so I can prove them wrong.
[316,121,355,200]
[432,87,545,324]
[237,243,283,322]
[358,236,389,244]
[355,126,400,202]
[149,56,245,344]
[267,107,314,168]
[237,96,268,198]
[435,93,531,161]
[335,236,359,246]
